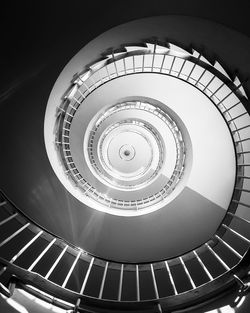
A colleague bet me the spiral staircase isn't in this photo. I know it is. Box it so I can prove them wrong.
[1,15,250,313]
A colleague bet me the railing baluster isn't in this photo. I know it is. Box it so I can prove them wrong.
[237,175,250,179]
[63,119,71,125]
[169,56,176,75]
[136,265,140,301]
[106,66,111,80]
[235,187,250,192]
[235,138,250,144]
[215,235,242,259]
[0,223,30,248]
[160,54,166,72]
[77,89,86,99]
[66,112,73,118]
[82,82,90,93]
[118,263,124,301]
[228,112,248,123]
[157,304,163,313]
[206,243,230,271]
[227,211,250,224]
[45,245,68,279]
[232,124,250,133]
[0,267,7,276]
[61,250,82,288]
[177,59,187,78]
[237,151,250,155]
[112,52,119,77]
[179,257,196,288]
[217,80,244,106]
[0,201,7,207]
[142,54,145,72]
[165,261,177,295]
[223,101,241,113]
[74,257,95,310]
[210,83,225,97]
[72,97,81,106]
[150,264,159,299]
[10,231,43,263]
[0,213,18,226]
[80,257,95,295]
[202,75,216,91]
[123,58,127,75]
[150,264,162,312]
[28,238,56,271]
[193,250,213,281]
[187,55,200,81]
[194,68,206,86]
[98,261,109,299]
[222,224,250,243]
[151,42,156,72]
[232,200,250,208]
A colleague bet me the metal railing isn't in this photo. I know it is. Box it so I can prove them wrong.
[1,42,250,312]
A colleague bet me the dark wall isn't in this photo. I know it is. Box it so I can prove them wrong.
[1,2,250,260]
[2,0,250,92]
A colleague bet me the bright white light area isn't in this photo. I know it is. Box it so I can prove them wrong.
[16,288,70,313]
[206,305,235,313]
[219,305,235,313]
[236,295,246,308]
[6,297,29,313]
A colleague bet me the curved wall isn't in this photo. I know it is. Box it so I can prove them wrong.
[1,16,250,262]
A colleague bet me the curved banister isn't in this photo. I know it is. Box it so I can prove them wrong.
[1,42,250,312]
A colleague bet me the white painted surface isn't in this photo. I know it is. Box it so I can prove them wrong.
[49,73,235,212]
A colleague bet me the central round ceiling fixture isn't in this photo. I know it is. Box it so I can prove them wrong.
[84,101,185,206]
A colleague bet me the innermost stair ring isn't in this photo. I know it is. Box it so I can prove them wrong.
[119,144,136,161]
[101,126,152,178]
[86,101,184,195]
